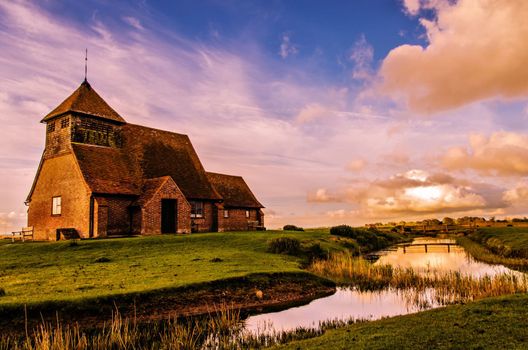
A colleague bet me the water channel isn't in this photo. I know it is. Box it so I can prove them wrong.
[244,237,522,333]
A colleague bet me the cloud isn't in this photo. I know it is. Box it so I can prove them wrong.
[349,34,374,81]
[442,132,528,176]
[279,33,298,59]
[0,211,26,234]
[295,103,331,124]
[503,182,528,205]
[402,0,422,15]
[309,169,505,217]
[307,188,343,203]
[123,16,144,31]
[381,0,528,113]
[346,159,367,172]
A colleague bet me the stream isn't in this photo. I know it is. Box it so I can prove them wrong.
[244,237,522,333]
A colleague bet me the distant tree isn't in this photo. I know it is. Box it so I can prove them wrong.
[442,217,455,225]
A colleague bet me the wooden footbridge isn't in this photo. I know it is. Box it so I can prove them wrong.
[400,242,457,253]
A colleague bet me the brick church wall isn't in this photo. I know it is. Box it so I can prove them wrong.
[106,197,134,235]
[218,208,260,232]
[44,115,73,158]
[27,153,91,240]
[140,179,191,235]
[93,196,135,236]
[191,201,217,232]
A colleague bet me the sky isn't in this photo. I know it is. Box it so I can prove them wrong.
[2,0,528,231]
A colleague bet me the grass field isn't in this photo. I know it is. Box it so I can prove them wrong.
[0,229,356,308]
[274,293,528,350]
[469,227,528,258]
[457,227,528,271]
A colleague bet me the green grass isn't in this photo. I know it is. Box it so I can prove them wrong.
[456,227,528,271]
[0,229,352,308]
[274,293,528,350]
[469,227,528,258]
[457,236,528,272]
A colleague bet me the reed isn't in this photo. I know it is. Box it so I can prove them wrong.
[309,253,528,305]
[0,303,338,350]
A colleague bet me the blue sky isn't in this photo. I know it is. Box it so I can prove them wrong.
[1,0,528,231]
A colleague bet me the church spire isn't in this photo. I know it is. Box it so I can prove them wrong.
[84,48,88,83]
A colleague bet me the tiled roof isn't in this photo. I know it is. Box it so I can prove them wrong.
[122,124,222,200]
[41,81,125,123]
[71,143,139,195]
[70,124,222,201]
[207,172,264,208]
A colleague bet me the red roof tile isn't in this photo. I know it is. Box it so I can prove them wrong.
[71,143,139,195]
[41,81,125,124]
[207,172,264,208]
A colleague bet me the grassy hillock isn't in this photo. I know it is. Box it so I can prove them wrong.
[0,230,353,307]
[468,227,528,258]
[457,227,528,271]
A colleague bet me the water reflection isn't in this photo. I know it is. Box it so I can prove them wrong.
[245,237,521,333]
[245,287,440,333]
[375,238,513,277]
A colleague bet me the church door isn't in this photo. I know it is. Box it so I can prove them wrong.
[161,199,177,233]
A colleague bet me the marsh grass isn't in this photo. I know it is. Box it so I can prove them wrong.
[309,253,528,306]
[457,236,528,271]
[0,303,364,350]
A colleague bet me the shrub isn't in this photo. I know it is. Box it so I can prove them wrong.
[267,237,301,255]
[330,225,400,252]
[305,243,327,262]
[0,288,5,297]
[330,225,355,237]
[283,225,304,232]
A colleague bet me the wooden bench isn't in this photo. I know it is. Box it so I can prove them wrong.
[11,226,34,242]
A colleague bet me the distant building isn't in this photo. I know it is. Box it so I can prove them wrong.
[26,79,264,240]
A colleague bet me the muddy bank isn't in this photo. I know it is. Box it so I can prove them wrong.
[0,272,335,334]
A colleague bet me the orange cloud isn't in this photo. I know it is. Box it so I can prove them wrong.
[309,169,505,216]
[381,0,528,113]
[442,132,528,176]
[503,182,528,205]
[345,159,367,172]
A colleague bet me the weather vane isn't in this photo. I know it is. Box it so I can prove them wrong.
[84,48,88,82]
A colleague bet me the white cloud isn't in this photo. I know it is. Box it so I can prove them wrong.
[382,0,528,113]
[279,33,298,59]
[349,34,374,81]
[443,132,528,176]
[309,169,505,217]
[123,16,144,31]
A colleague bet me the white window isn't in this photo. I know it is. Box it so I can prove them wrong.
[52,196,62,215]
[224,209,229,218]
[245,210,250,218]
[190,201,203,218]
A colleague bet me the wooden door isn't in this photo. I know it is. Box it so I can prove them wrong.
[161,199,177,233]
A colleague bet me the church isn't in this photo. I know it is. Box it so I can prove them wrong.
[26,79,265,240]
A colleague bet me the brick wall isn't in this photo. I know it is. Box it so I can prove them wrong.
[139,179,191,235]
[27,153,91,240]
[91,196,135,236]
[94,198,108,238]
[191,201,217,232]
[218,207,261,231]
[44,115,73,158]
